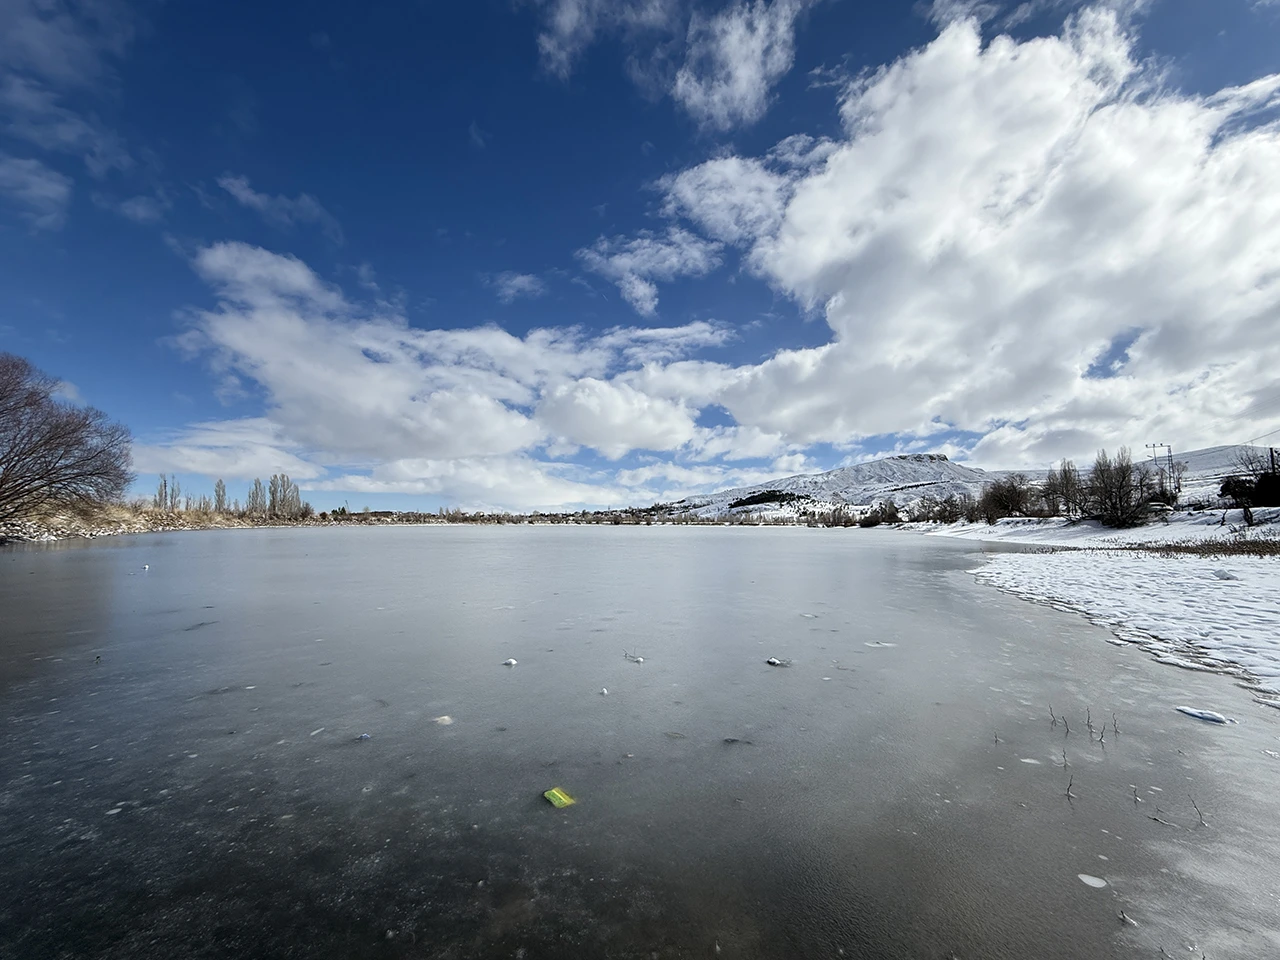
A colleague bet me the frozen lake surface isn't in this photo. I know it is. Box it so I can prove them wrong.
[2,526,1279,958]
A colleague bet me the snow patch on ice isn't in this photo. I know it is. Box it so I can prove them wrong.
[1175,706,1236,725]
[1078,874,1108,888]
[973,551,1280,698]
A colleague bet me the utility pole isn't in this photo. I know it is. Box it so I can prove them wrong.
[1145,442,1173,492]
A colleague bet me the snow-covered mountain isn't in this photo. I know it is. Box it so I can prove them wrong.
[663,445,1270,519]
[669,454,994,518]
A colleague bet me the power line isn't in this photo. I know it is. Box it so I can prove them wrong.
[1242,425,1280,446]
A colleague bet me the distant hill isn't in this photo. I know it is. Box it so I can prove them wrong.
[1173,445,1269,500]
[666,453,994,519]
[661,445,1268,519]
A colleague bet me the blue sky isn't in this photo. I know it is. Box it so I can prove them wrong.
[2,0,1279,511]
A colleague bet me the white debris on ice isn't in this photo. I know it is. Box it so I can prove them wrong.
[1175,706,1236,725]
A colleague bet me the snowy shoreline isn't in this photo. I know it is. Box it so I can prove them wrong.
[921,507,1280,549]
[925,512,1280,708]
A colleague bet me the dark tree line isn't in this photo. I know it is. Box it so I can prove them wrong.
[0,353,133,522]
[1219,447,1280,525]
[907,448,1186,528]
[151,472,312,520]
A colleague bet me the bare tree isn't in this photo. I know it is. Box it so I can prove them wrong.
[267,473,309,519]
[263,476,279,519]
[214,478,227,514]
[1233,446,1268,477]
[1086,447,1153,527]
[0,353,133,523]
[1055,459,1087,517]
[246,478,267,516]
[977,473,1036,523]
[153,473,168,510]
[167,476,181,512]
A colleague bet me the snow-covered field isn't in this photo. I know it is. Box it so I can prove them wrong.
[926,507,1280,548]
[971,547,1280,706]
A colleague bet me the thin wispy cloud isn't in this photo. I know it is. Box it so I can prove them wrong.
[576,227,723,315]
[490,271,548,303]
[217,174,344,244]
[0,152,72,230]
[531,0,815,131]
[92,190,170,224]
[0,0,138,185]
[532,0,683,80]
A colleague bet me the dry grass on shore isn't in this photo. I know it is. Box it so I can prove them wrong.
[1138,538,1280,558]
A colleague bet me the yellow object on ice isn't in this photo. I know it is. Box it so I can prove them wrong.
[543,786,576,808]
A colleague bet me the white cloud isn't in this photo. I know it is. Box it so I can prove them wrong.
[53,378,81,402]
[673,0,817,131]
[161,243,742,500]
[659,155,788,244]
[310,457,636,512]
[684,423,792,461]
[530,0,812,130]
[576,226,723,314]
[491,271,548,303]
[0,75,131,176]
[158,6,1280,506]
[355,262,379,292]
[0,2,137,179]
[532,0,683,79]
[769,452,816,473]
[0,0,136,89]
[611,458,806,501]
[595,319,731,363]
[92,190,169,223]
[191,241,346,312]
[133,419,324,481]
[651,7,1280,466]
[0,152,72,230]
[538,378,699,458]
[926,0,1001,26]
[217,174,344,244]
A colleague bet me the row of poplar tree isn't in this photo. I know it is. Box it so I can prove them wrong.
[152,473,312,519]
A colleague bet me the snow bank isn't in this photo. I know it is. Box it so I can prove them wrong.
[928,508,1280,548]
[973,550,1280,702]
